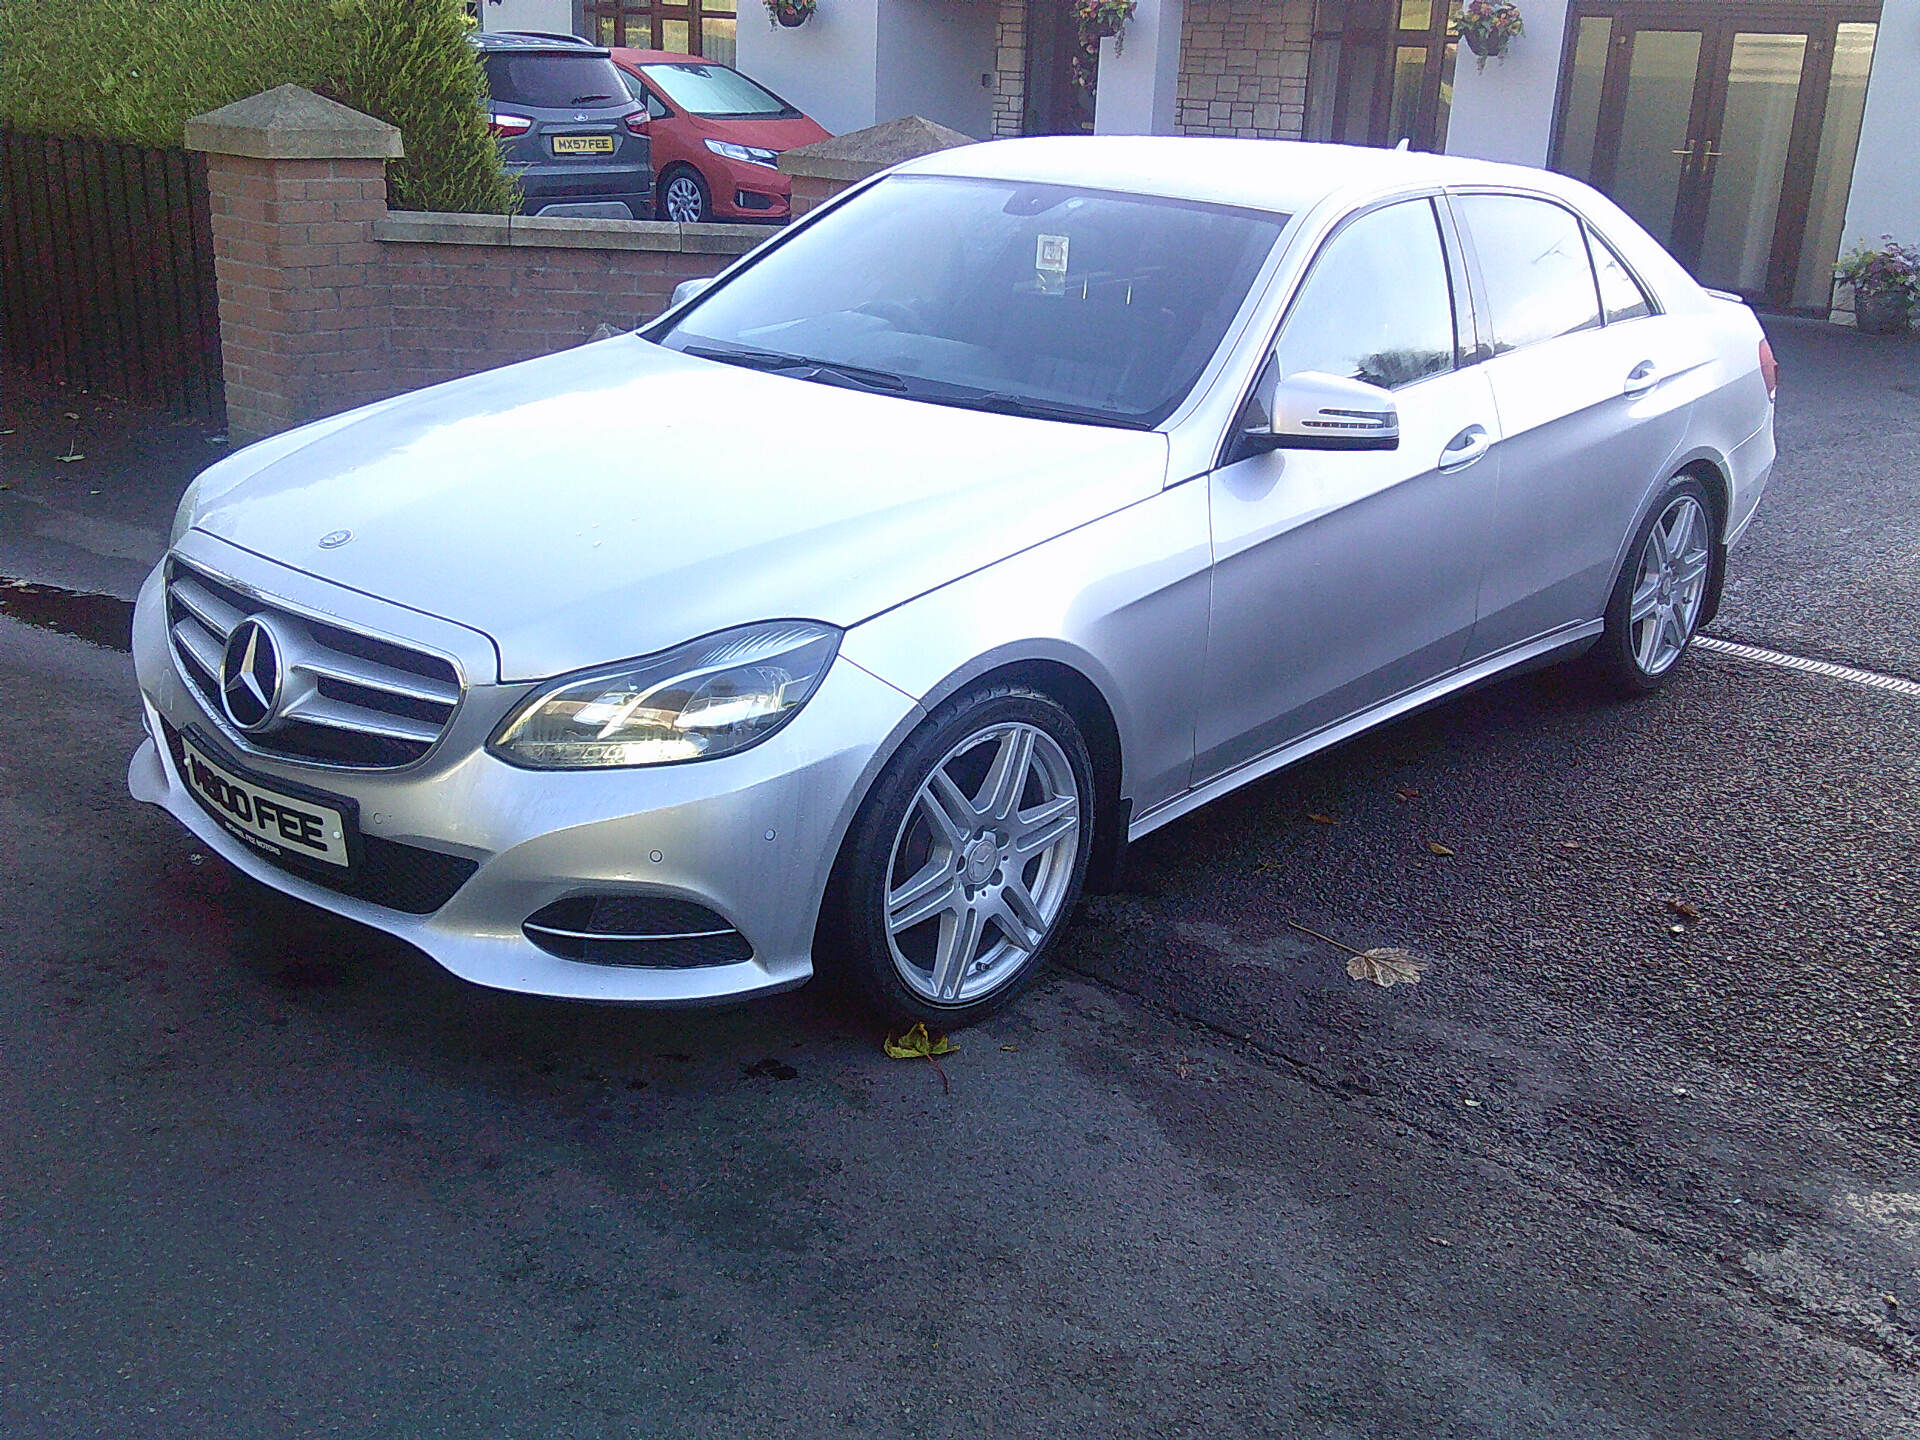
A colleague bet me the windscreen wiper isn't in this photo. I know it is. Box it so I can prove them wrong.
[680,343,907,392]
[926,389,1145,428]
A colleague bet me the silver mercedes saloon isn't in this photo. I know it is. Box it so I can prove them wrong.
[131,138,1776,1025]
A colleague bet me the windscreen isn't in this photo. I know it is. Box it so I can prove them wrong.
[484,54,629,109]
[656,175,1287,428]
[641,63,795,117]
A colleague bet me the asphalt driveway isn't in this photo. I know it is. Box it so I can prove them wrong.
[1,319,1917,1437]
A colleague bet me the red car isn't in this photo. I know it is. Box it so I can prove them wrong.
[610,49,831,223]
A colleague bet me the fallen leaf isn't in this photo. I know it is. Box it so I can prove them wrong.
[883,1022,957,1060]
[55,452,85,464]
[1560,840,1582,851]
[1425,1235,1451,1247]
[1346,947,1428,987]
[1394,786,1420,802]
[63,411,79,420]
[1665,899,1702,922]
[1668,924,1686,935]
[1426,841,1455,857]
[1000,1044,1017,1052]
[0,427,15,435]
[1306,811,1338,826]
[1462,1097,1481,1107]
[1251,858,1282,873]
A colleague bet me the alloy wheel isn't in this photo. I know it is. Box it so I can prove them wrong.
[883,722,1082,1006]
[664,174,705,222]
[1629,494,1711,676]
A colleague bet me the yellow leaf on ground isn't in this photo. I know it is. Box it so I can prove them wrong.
[1346,948,1428,987]
[883,1022,957,1059]
[1307,811,1338,826]
[1426,841,1455,856]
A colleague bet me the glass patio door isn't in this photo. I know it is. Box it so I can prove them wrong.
[1552,5,1879,310]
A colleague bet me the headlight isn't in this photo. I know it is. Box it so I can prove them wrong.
[491,621,840,769]
[169,477,202,548]
[704,138,779,168]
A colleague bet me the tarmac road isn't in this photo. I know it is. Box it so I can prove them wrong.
[0,319,1916,1437]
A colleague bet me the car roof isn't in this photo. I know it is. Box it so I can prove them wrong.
[894,136,1591,217]
[469,31,611,55]
[609,48,713,67]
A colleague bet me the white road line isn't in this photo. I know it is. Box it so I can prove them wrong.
[1695,635,1920,698]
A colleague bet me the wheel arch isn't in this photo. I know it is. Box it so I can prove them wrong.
[1608,449,1733,631]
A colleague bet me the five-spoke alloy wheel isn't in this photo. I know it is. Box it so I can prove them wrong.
[827,684,1095,1026]
[1591,474,1719,693]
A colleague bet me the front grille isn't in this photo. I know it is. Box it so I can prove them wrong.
[165,556,462,769]
[522,895,754,968]
[161,723,477,914]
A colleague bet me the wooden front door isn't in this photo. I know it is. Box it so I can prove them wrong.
[1552,3,1880,309]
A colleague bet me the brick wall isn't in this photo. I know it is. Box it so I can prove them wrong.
[994,0,1029,139]
[1176,0,1314,139]
[373,214,757,397]
[199,153,754,440]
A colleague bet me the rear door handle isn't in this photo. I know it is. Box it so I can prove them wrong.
[1623,359,1660,395]
[1438,424,1492,473]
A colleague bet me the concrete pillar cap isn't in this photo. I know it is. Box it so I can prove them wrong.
[777,115,974,183]
[185,84,404,161]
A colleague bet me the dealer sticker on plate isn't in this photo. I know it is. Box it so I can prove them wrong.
[179,736,351,869]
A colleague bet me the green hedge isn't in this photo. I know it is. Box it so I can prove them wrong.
[0,0,516,214]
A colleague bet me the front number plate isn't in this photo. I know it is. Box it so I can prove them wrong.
[552,134,616,155]
[179,736,351,868]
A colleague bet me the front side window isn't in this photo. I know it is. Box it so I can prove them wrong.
[1458,194,1603,353]
[655,176,1289,428]
[1277,198,1457,390]
[641,62,795,118]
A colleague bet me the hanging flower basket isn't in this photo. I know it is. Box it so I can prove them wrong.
[1074,0,1137,53]
[766,0,815,28]
[1454,0,1524,68]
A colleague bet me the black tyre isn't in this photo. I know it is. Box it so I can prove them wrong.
[657,166,711,223]
[823,683,1096,1028]
[1587,474,1718,695]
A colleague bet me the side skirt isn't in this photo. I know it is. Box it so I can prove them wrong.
[1127,621,1603,842]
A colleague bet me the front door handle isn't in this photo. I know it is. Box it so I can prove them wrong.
[1438,424,1492,473]
[1624,359,1660,396]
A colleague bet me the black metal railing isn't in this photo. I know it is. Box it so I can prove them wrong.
[0,130,224,422]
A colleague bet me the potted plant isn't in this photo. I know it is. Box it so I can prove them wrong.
[1074,0,1138,53]
[765,0,815,27]
[1836,237,1920,334]
[1454,0,1524,68]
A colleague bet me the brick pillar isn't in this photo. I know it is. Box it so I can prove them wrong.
[184,85,403,442]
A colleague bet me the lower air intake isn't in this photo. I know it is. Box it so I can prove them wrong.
[522,895,753,968]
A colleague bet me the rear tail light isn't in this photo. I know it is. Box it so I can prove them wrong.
[488,114,533,138]
[623,113,650,137]
[1758,337,1779,401]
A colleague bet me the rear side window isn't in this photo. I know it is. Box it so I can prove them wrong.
[1588,228,1655,323]
[1458,194,1602,353]
[1277,198,1457,390]
[484,54,629,109]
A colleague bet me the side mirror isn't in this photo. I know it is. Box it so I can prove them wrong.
[670,275,717,309]
[1248,367,1400,452]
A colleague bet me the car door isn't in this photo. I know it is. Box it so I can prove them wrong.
[1452,192,1697,660]
[1195,196,1503,785]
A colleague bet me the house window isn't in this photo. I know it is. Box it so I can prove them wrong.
[1305,0,1456,152]
[581,0,736,64]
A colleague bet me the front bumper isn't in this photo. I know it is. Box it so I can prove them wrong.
[128,542,921,1003]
